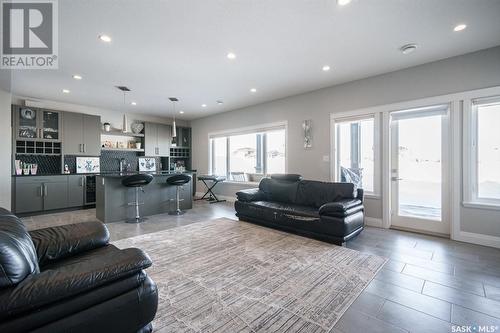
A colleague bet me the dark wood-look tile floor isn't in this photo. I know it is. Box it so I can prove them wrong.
[22,201,500,332]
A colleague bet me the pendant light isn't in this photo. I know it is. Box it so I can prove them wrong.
[169,97,178,146]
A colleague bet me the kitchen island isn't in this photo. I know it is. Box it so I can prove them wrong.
[96,171,193,223]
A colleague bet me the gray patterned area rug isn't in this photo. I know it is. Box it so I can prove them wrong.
[113,218,386,333]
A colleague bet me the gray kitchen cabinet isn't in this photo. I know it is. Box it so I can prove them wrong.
[144,122,158,156]
[63,112,84,154]
[14,176,68,213]
[145,122,171,157]
[15,182,44,213]
[176,127,191,148]
[63,112,101,156]
[68,175,85,207]
[44,181,69,210]
[83,115,101,156]
[157,124,172,156]
[13,105,62,141]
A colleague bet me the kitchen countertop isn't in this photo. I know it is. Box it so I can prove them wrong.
[12,170,195,177]
[96,171,194,178]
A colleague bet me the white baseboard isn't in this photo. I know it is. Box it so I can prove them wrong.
[365,217,383,228]
[453,231,500,249]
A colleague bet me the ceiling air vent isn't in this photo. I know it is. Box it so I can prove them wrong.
[115,86,131,92]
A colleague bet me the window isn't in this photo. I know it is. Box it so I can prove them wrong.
[467,97,500,204]
[210,125,286,182]
[334,115,378,194]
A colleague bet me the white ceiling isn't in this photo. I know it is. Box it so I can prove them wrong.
[10,0,500,120]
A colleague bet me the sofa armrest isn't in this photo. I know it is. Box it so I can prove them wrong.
[318,199,363,216]
[236,188,265,202]
[29,222,110,267]
[0,247,152,319]
[357,188,364,202]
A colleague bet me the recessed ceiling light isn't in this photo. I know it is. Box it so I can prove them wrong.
[131,102,137,106]
[226,52,236,60]
[337,0,351,6]
[201,104,207,108]
[250,88,257,93]
[179,110,184,114]
[72,74,82,80]
[400,43,418,54]
[98,34,112,43]
[322,65,331,72]
[62,89,70,94]
[453,24,467,32]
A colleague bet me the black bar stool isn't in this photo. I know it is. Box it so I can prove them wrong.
[167,174,191,215]
[121,174,154,223]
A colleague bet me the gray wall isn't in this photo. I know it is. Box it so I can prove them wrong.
[191,46,500,236]
[0,89,12,209]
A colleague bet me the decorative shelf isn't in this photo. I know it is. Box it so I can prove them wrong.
[101,147,145,152]
[16,140,62,155]
[170,147,190,158]
[101,131,144,138]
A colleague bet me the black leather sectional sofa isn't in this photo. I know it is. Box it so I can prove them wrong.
[235,174,364,245]
[0,208,158,333]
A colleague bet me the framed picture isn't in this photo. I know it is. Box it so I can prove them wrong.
[76,157,100,173]
[139,157,156,172]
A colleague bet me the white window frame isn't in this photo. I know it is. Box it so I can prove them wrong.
[463,95,500,209]
[330,112,381,197]
[208,121,288,184]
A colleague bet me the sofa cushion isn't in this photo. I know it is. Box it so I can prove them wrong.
[0,210,40,288]
[29,222,110,267]
[259,178,299,204]
[248,201,319,218]
[270,174,303,182]
[295,181,357,207]
[318,199,363,217]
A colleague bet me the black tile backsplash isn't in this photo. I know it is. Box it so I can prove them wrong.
[64,152,162,173]
[15,155,61,174]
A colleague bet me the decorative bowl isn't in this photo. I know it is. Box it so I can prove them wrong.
[131,122,144,134]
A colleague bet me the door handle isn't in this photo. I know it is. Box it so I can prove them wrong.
[391,177,403,181]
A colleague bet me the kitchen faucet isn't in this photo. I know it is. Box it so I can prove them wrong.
[119,158,126,172]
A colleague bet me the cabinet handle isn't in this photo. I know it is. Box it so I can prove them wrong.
[80,177,84,186]
[39,186,43,197]
[44,185,48,197]
[83,143,86,153]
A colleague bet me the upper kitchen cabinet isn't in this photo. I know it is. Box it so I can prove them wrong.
[13,105,61,141]
[144,122,171,157]
[63,112,101,156]
[175,127,191,148]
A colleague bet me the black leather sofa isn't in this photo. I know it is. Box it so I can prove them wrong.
[0,208,158,333]
[235,174,364,245]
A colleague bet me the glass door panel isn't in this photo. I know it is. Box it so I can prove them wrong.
[42,111,60,140]
[18,107,38,139]
[390,106,450,235]
[397,115,442,220]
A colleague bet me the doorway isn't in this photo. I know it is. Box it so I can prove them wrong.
[389,105,450,235]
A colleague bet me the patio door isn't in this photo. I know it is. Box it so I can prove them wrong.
[390,105,450,235]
